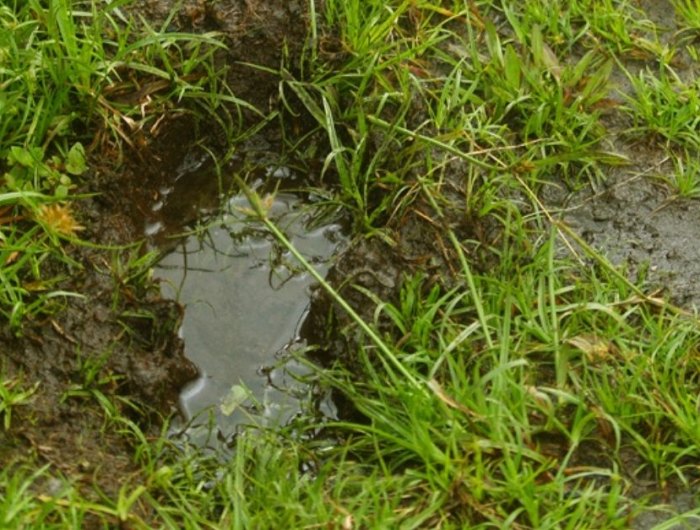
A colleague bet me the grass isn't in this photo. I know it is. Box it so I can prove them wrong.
[0,0,237,330]
[0,375,37,431]
[622,68,700,149]
[3,0,700,528]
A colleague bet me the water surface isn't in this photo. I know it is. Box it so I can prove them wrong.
[154,191,342,441]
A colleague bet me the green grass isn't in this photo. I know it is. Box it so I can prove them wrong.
[0,0,239,330]
[622,68,700,149]
[0,375,37,431]
[659,149,700,199]
[3,0,700,528]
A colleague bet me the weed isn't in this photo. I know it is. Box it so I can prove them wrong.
[0,375,37,430]
[622,67,700,149]
[659,149,700,199]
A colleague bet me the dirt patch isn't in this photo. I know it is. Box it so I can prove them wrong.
[0,197,197,494]
[557,145,700,307]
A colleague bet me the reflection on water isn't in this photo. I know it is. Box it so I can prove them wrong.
[154,193,342,442]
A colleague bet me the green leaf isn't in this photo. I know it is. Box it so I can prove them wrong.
[7,146,42,168]
[504,44,522,90]
[65,142,86,176]
[55,185,69,198]
[220,384,250,416]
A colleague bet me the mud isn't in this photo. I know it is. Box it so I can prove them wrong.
[556,147,700,307]
[0,191,198,495]
[124,0,313,120]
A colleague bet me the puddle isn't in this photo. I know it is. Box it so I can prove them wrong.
[148,156,343,443]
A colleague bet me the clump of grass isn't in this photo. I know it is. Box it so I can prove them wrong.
[572,0,666,58]
[622,68,700,149]
[226,176,700,527]
[0,461,151,528]
[287,0,621,239]
[656,149,700,199]
[249,0,700,526]
[672,0,700,31]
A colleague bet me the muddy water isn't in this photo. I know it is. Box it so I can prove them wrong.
[148,159,342,442]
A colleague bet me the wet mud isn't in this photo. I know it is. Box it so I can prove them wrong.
[0,191,198,494]
[558,146,700,308]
